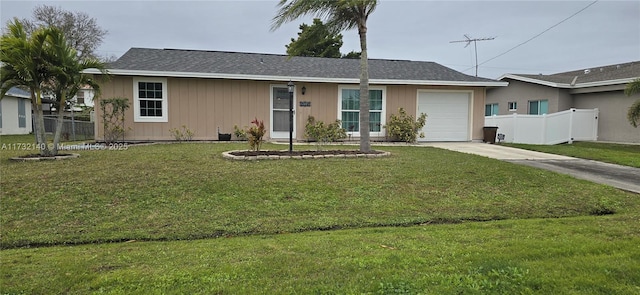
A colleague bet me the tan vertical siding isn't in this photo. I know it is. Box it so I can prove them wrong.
[471,88,485,141]
[294,83,338,139]
[96,76,488,142]
[94,76,134,140]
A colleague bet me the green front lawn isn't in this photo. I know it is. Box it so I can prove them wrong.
[3,215,639,294]
[1,134,639,294]
[504,141,640,168]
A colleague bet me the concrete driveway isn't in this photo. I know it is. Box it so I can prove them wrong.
[424,142,640,194]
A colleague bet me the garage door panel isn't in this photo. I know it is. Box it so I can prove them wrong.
[417,92,470,142]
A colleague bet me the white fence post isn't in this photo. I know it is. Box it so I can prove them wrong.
[512,112,518,143]
[568,108,574,144]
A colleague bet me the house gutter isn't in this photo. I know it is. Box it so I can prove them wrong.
[83,69,508,87]
[498,74,638,89]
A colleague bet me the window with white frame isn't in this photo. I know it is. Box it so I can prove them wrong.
[76,91,85,105]
[338,86,385,135]
[485,103,498,116]
[508,101,517,111]
[528,99,548,115]
[134,78,168,122]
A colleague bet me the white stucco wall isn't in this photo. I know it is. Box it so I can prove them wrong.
[0,96,33,135]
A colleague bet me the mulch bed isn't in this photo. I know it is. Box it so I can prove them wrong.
[229,150,386,157]
[10,153,80,162]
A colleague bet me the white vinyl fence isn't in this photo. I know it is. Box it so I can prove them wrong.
[484,108,599,145]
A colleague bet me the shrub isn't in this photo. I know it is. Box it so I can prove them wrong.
[304,116,347,150]
[169,125,195,142]
[247,118,266,151]
[99,97,130,144]
[384,108,427,143]
[233,125,247,140]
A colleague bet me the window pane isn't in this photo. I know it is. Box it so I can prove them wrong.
[369,90,382,110]
[139,90,146,99]
[342,89,359,110]
[273,88,290,110]
[342,111,359,132]
[370,112,381,132]
[154,83,162,90]
[273,110,290,132]
[492,104,499,115]
[485,104,493,116]
[528,101,539,115]
[139,82,146,90]
[540,100,548,114]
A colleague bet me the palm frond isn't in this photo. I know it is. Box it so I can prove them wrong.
[627,99,640,128]
[271,0,376,33]
[624,78,640,96]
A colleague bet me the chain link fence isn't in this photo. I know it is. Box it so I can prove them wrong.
[42,115,94,141]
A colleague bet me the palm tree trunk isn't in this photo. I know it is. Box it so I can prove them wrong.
[32,89,51,156]
[52,94,66,156]
[358,24,371,152]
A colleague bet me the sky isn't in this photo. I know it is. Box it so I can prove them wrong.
[1,0,638,79]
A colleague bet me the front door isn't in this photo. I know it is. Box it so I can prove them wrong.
[270,85,295,139]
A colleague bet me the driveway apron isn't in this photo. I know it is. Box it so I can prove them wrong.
[424,142,640,194]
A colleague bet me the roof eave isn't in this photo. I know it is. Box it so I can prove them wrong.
[498,74,571,88]
[572,77,639,89]
[85,69,507,87]
[499,74,639,89]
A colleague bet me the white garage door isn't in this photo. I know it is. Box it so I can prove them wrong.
[417,91,470,141]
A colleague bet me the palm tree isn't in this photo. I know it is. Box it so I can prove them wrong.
[1,19,105,156]
[272,0,378,152]
[46,28,106,155]
[624,78,640,128]
[1,18,55,156]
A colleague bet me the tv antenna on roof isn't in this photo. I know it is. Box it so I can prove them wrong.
[450,34,495,77]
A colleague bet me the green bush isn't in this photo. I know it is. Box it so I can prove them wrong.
[384,108,427,143]
[304,116,346,150]
[169,125,195,142]
[233,125,247,140]
[99,97,130,144]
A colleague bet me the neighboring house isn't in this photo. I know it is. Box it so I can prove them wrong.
[87,48,506,142]
[0,87,32,135]
[47,86,94,112]
[72,85,95,110]
[486,61,640,143]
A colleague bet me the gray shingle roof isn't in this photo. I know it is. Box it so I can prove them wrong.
[507,61,640,86]
[108,48,499,84]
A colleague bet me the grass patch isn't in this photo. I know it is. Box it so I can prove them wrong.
[2,134,639,293]
[2,215,639,294]
[1,136,636,249]
[504,141,640,168]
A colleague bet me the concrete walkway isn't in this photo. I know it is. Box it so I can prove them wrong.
[424,142,574,160]
[423,142,640,194]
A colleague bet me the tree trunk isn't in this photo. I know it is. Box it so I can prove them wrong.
[51,93,66,156]
[32,89,51,157]
[358,24,371,152]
